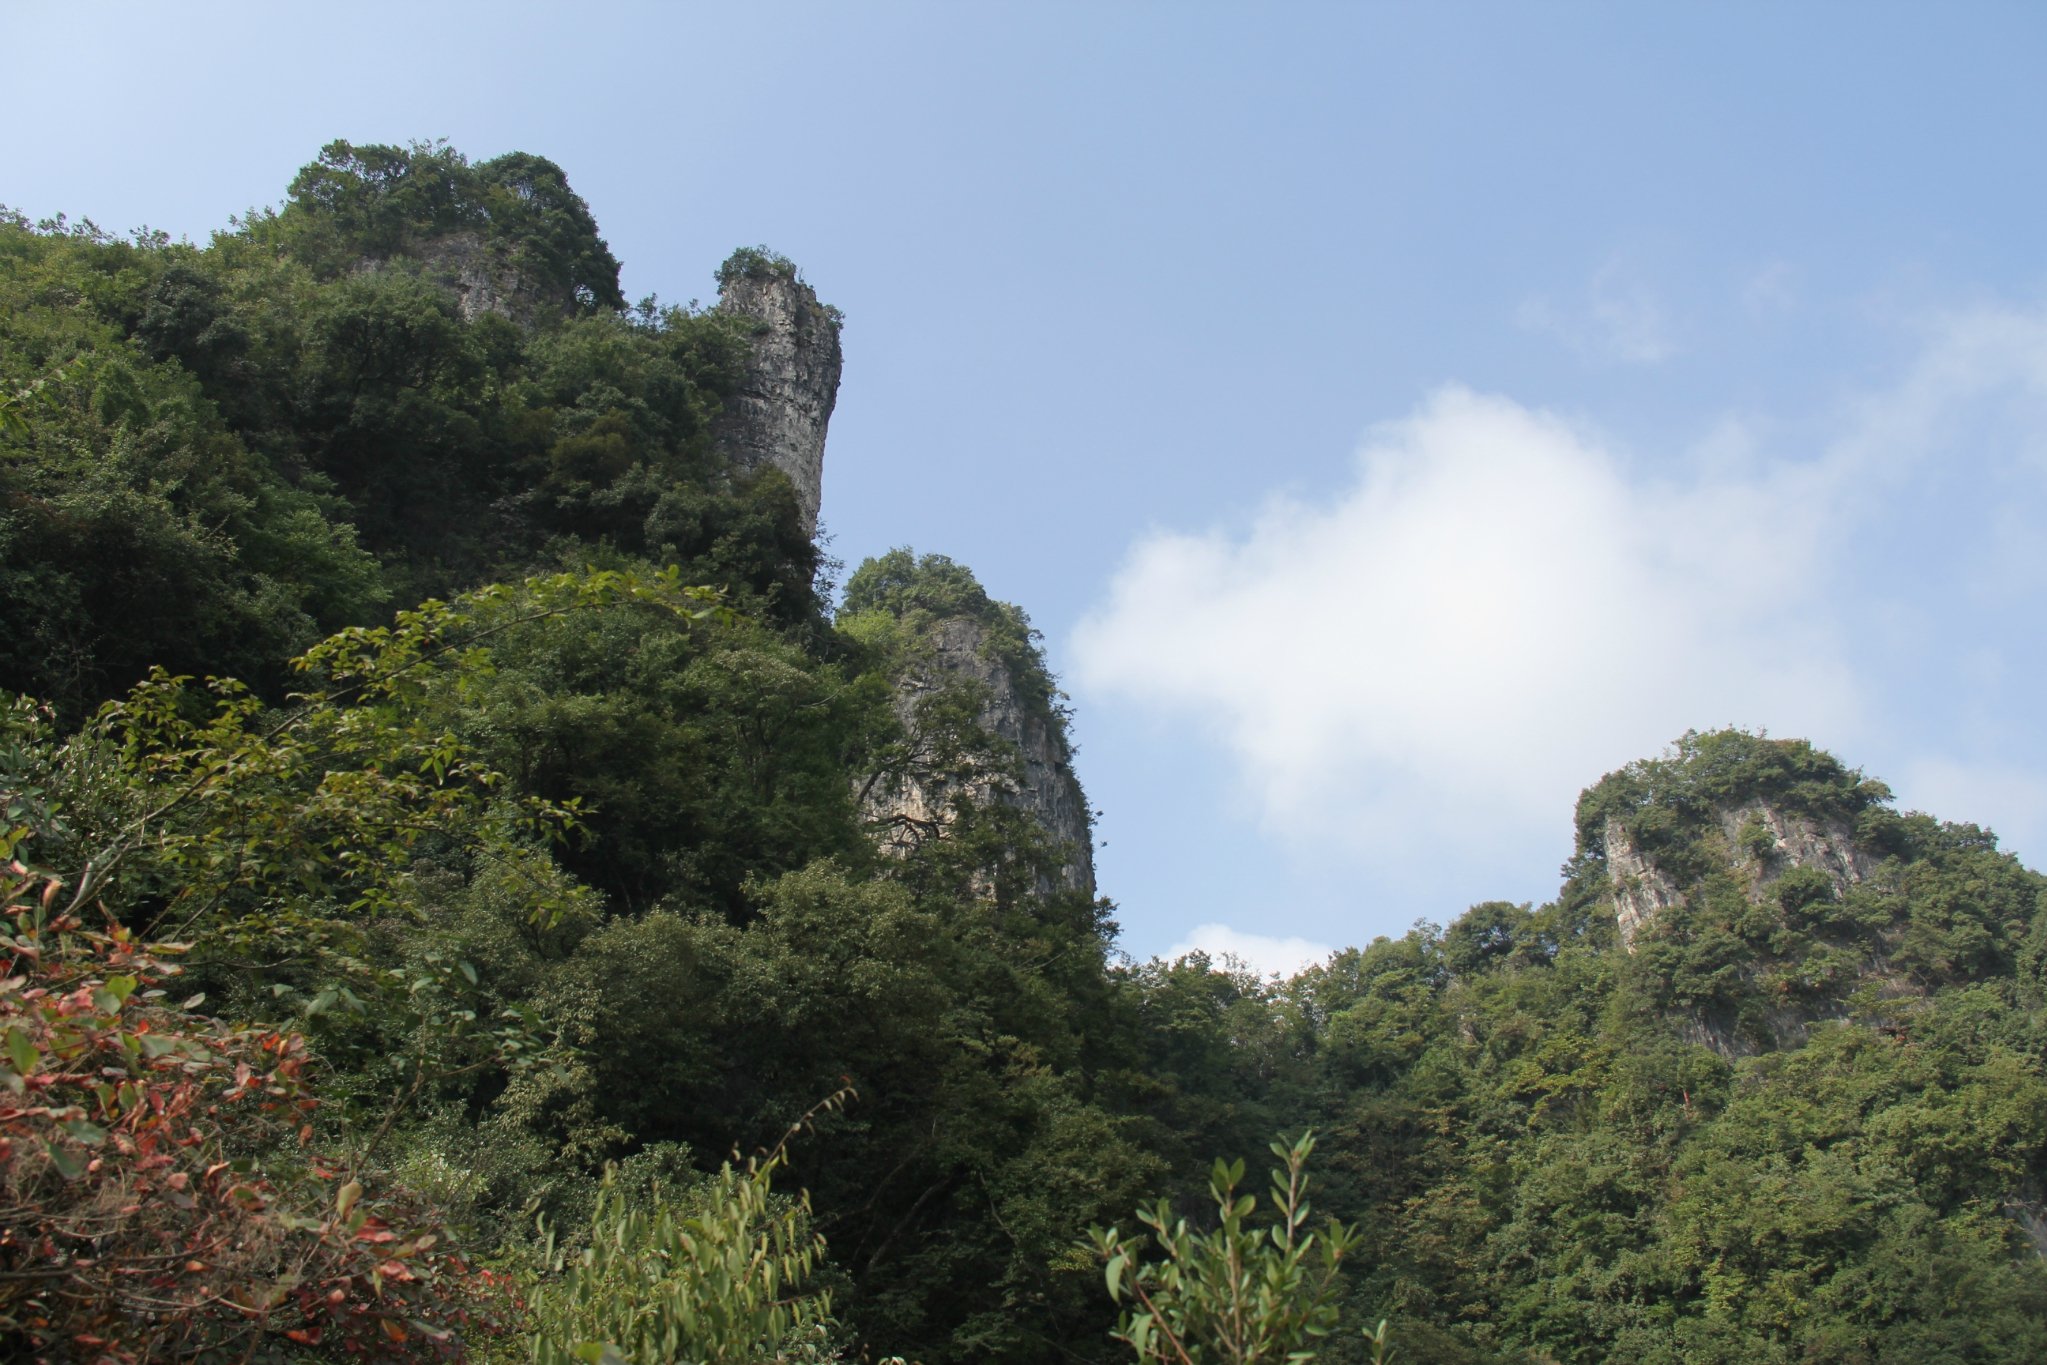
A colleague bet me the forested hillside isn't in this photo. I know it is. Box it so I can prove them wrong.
[4,142,2045,1365]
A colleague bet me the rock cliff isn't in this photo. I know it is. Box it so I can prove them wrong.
[378,242,844,543]
[1571,733,1921,1060]
[1579,732,1889,952]
[404,234,1078,891]
[1606,799,1878,949]
[362,231,570,327]
[1604,819,1686,949]
[692,256,1081,896]
[858,612,1096,897]
[711,255,843,538]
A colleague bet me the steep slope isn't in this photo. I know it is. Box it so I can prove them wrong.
[842,550,1096,897]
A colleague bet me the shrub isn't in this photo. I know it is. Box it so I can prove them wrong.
[0,839,510,1361]
[525,1095,851,1365]
[1090,1132,1388,1365]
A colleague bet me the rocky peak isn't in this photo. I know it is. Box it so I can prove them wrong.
[712,251,843,539]
[1578,730,1888,950]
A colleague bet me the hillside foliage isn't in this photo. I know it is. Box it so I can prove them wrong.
[4,143,2046,1364]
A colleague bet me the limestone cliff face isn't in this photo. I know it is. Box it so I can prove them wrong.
[860,614,1095,898]
[1605,799,1877,950]
[1605,820,1686,949]
[712,267,843,538]
[366,232,568,327]
[1716,800,1875,897]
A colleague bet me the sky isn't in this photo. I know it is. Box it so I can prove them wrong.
[8,2,2047,974]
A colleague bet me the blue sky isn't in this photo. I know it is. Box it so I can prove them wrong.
[9,2,2047,972]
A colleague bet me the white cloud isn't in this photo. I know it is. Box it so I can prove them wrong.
[1074,385,1863,862]
[1075,301,2047,922]
[1517,259,1675,364]
[1163,924,1334,979]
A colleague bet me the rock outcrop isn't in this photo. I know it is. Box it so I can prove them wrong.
[1605,798,1877,950]
[365,232,569,327]
[1605,819,1686,949]
[375,241,843,536]
[859,613,1095,898]
[712,261,843,539]
[1717,800,1875,897]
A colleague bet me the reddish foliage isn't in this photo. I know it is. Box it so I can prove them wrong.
[0,858,515,1362]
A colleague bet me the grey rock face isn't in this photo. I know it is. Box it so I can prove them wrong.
[1605,818,1686,950]
[860,615,1095,898]
[713,271,843,538]
[1717,800,1875,896]
[1605,799,1876,950]
[395,232,565,326]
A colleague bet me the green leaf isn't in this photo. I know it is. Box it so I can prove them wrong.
[60,1117,108,1146]
[43,1140,86,1181]
[4,1027,35,1076]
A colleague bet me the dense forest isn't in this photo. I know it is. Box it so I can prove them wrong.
[4,141,2046,1364]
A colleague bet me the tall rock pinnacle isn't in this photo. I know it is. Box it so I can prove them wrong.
[712,251,843,538]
